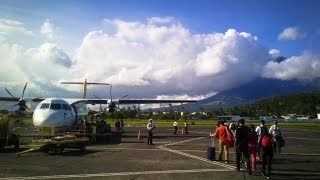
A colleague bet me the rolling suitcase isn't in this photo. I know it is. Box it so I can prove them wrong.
[207,138,216,160]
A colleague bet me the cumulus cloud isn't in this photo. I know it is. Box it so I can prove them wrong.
[147,17,174,24]
[8,17,319,101]
[278,26,306,41]
[40,19,57,39]
[0,38,73,97]
[262,52,320,81]
[0,19,33,36]
[269,49,280,58]
[72,18,270,99]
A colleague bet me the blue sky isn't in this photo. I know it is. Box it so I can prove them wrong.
[0,0,319,100]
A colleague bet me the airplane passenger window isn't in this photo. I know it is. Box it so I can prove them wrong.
[40,103,50,109]
[62,104,71,110]
[50,103,62,110]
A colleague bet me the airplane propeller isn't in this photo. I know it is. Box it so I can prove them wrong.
[5,82,31,111]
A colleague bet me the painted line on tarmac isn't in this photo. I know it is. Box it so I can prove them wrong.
[163,137,205,146]
[87,147,163,151]
[159,137,236,170]
[164,129,210,134]
[286,137,320,141]
[159,146,236,170]
[0,169,233,180]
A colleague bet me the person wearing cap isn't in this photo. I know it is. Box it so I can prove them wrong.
[269,120,283,155]
[235,119,252,175]
[147,119,155,145]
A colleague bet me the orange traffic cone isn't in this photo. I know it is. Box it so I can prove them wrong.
[137,130,141,140]
[181,128,184,135]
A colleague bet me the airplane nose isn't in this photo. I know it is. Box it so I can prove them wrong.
[33,110,47,126]
[33,110,57,127]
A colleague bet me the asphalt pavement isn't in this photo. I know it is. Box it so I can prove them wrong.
[0,126,319,180]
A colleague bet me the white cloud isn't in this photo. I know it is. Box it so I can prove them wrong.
[0,19,33,36]
[5,17,319,101]
[262,52,320,81]
[72,19,270,98]
[269,49,280,58]
[40,19,57,39]
[278,26,306,41]
[147,17,174,24]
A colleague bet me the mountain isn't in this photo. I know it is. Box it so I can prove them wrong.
[176,78,317,112]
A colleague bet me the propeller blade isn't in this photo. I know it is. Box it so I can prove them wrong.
[5,88,16,98]
[93,95,101,100]
[21,82,28,99]
[23,104,31,111]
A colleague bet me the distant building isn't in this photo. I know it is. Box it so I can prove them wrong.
[259,116,273,122]
[217,115,240,121]
[317,114,320,120]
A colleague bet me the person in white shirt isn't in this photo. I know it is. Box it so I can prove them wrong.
[255,120,266,136]
[269,120,283,155]
[147,119,154,145]
[173,120,178,135]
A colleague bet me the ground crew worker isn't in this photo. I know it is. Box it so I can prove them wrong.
[235,119,252,175]
[147,119,154,145]
[184,119,189,134]
[173,120,178,134]
[91,122,97,143]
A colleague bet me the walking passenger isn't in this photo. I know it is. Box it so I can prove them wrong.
[256,120,267,159]
[259,128,274,179]
[213,121,229,163]
[269,120,283,155]
[235,119,252,175]
[248,125,258,171]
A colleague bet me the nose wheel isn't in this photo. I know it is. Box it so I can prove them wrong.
[54,146,64,155]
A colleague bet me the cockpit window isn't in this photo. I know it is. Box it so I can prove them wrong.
[40,103,50,109]
[50,103,62,110]
[62,104,71,110]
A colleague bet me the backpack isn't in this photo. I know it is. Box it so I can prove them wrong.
[261,135,273,148]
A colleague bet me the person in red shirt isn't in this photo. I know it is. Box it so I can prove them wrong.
[213,121,229,163]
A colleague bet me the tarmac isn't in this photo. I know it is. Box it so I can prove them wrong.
[0,126,320,180]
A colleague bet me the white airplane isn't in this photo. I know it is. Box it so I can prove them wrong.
[1,80,198,128]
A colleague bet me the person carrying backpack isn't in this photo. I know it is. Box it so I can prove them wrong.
[269,120,283,155]
[259,127,274,179]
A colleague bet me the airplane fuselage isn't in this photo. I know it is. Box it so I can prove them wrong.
[33,98,77,127]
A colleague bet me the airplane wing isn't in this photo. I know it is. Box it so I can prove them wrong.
[69,99,197,106]
[118,99,198,104]
[0,97,45,102]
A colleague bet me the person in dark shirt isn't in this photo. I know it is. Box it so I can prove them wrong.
[235,119,252,175]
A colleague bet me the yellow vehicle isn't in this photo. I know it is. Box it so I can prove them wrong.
[0,117,20,152]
